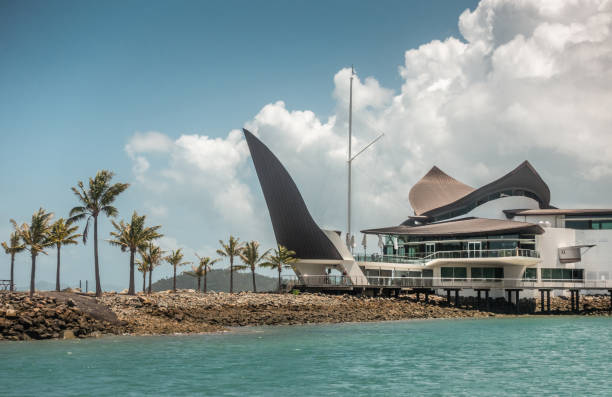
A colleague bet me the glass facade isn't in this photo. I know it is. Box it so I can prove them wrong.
[565,220,612,230]
[471,267,504,280]
[541,268,584,281]
[523,268,537,280]
[441,267,467,279]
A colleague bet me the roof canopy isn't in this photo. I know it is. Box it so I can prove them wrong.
[362,217,545,238]
[408,161,551,219]
[408,166,474,216]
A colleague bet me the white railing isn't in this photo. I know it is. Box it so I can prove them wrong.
[283,275,612,290]
[353,249,540,265]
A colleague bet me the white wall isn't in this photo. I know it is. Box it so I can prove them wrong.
[446,196,540,222]
[575,229,612,281]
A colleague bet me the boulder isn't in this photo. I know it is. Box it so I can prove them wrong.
[5,309,17,318]
[62,330,76,339]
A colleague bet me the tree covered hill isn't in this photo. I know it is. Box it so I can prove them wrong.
[151,269,279,292]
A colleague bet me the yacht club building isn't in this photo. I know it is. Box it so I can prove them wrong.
[243,129,612,302]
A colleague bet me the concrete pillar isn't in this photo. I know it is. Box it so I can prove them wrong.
[507,290,512,305]
[454,289,460,307]
[546,290,551,312]
[477,290,482,308]
[609,290,612,311]
[416,291,420,302]
[446,289,451,306]
[576,290,580,312]
[485,290,490,311]
[425,291,429,302]
[540,290,545,313]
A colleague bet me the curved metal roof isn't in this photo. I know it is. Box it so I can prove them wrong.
[362,217,545,237]
[409,166,475,216]
[422,161,550,218]
[243,129,342,260]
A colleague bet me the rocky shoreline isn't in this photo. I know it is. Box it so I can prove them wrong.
[1,291,610,341]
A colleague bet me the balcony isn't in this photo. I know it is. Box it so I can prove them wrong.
[353,249,540,266]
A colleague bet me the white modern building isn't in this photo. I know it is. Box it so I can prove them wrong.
[243,128,612,301]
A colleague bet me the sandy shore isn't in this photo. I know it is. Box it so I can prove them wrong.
[1,290,610,341]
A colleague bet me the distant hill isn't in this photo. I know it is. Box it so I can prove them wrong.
[151,269,279,292]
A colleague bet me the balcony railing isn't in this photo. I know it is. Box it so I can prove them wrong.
[283,275,612,290]
[353,249,539,265]
[423,248,540,260]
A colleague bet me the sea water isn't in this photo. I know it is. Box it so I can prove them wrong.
[1,317,610,396]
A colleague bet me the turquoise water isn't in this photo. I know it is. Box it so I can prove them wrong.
[1,317,611,396]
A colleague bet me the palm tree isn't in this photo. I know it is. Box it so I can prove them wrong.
[69,170,129,297]
[47,218,81,292]
[216,235,245,293]
[1,229,25,292]
[108,212,162,295]
[261,245,297,292]
[13,209,54,297]
[194,254,220,293]
[139,242,163,294]
[165,249,191,292]
[137,261,149,293]
[239,241,270,293]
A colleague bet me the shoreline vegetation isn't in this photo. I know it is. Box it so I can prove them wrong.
[1,290,610,341]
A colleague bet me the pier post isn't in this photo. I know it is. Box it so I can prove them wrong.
[446,289,451,306]
[515,290,520,314]
[425,291,429,302]
[540,290,545,313]
[507,290,512,306]
[454,289,460,307]
[570,290,574,312]
[609,290,612,312]
[485,290,490,311]
[576,290,580,312]
[416,291,420,302]
[477,290,481,308]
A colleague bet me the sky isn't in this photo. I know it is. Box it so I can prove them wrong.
[2,0,612,291]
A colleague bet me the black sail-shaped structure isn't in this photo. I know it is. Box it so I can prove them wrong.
[243,129,342,260]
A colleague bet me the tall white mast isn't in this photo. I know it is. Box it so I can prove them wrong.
[346,66,384,252]
[347,66,354,248]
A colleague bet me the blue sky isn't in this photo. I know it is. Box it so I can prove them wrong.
[2,0,611,290]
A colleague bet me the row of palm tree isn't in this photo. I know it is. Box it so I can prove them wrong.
[2,169,298,296]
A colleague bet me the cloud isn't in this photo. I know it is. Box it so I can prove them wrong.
[126,0,612,256]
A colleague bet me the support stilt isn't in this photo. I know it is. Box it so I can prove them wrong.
[477,290,481,308]
[446,289,451,306]
[515,290,520,314]
[576,290,580,312]
[540,290,545,313]
[546,290,551,312]
[454,289,460,307]
[485,290,490,311]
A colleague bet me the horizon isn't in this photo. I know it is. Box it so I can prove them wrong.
[2,0,612,291]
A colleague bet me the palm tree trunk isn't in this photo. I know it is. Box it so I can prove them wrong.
[278,266,282,293]
[229,256,233,293]
[30,252,36,298]
[252,266,257,293]
[94,215,102,297]
[142,271,146,293]
[10,253,15,292]
[204,270,207,293]
[55,244,61,292]
[197,276,201,293]
[173,264,177,292]
[148,268,152,294]
[128,249,135,295]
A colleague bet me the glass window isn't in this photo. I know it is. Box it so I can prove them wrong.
[441,267,467,279]
[471,267,503,280]
[523,268,537,280]
[541,268,584,280]
[565,220,591,230]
